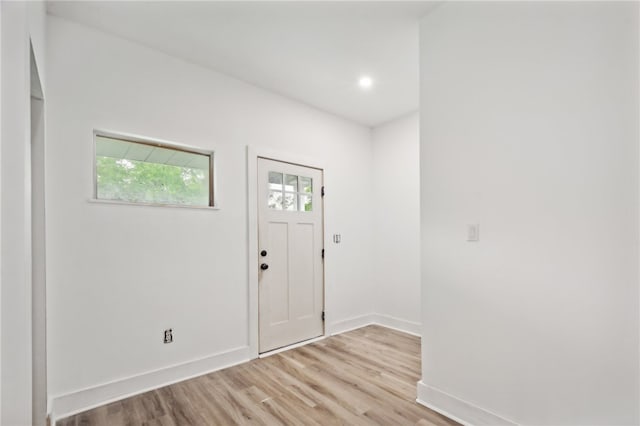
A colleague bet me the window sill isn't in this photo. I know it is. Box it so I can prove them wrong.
[88,198,220,210]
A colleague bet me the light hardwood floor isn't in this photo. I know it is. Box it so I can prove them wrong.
[57,325,458,425]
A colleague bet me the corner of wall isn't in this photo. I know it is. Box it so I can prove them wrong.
[370,111,421,327]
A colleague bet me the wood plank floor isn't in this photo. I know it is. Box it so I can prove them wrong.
[57,325,458,426]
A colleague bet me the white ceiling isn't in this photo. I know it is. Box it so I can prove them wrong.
[47,1,438,127]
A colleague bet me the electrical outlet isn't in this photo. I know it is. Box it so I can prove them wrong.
[164,328,173,344]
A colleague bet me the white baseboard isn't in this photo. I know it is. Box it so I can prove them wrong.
[50,345,251,424]
[328,314,376,335]
[371,314,421,336]
[329,313,421,337]
[416,381,517,426]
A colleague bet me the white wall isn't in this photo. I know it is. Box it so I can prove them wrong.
[418,2,639,425]
[26,1,46,92]
[372,112,421,332]
[1,1,46,425]
[31,84,46,426]
[46,15,374,418]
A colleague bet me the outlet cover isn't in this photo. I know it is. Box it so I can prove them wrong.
[164,328,173,344]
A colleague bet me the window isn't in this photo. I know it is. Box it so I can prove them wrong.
[268,172,313,211]
[94,133,214,207]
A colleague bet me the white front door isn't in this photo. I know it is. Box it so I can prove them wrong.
[257,157,324,353]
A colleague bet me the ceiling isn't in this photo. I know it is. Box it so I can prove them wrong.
[47,1,439,127]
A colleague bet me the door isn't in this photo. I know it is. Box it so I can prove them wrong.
[258,157,324,353]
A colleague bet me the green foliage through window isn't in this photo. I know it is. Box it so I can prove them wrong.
[95,135,212,207]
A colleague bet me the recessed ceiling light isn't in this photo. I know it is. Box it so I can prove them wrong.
[358,76,373,90]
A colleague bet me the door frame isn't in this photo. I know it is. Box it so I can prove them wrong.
[247,146,327,359]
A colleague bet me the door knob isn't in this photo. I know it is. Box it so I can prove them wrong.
[260,263,269,270]
[260,250,267,257]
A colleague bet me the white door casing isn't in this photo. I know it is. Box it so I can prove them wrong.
[257,157,324,353]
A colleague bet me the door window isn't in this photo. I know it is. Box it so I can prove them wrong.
[268,172,313,211]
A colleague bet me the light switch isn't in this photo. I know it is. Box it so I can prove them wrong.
[333,234,341,244]
[467,224,479,242]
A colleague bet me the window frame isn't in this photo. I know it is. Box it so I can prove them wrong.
[92,130,217,209]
